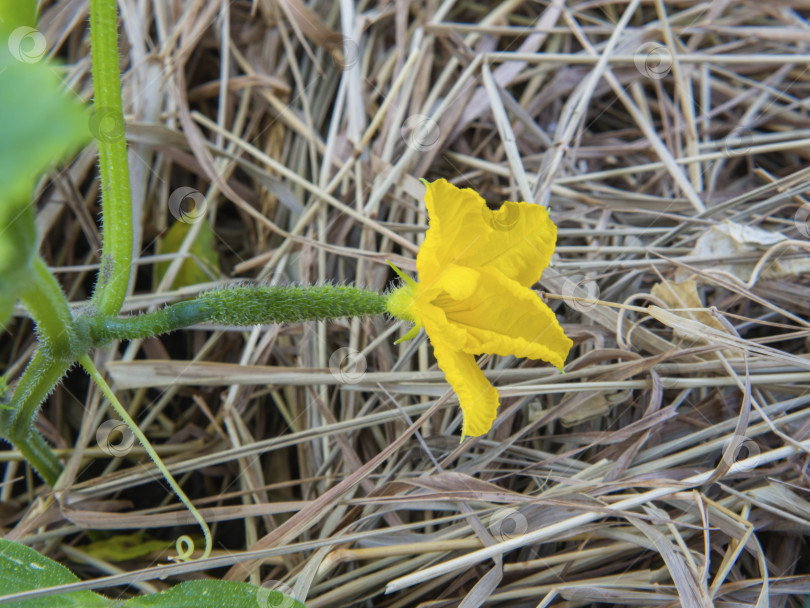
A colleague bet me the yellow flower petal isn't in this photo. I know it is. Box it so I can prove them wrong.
[418,179,491,286]
[410,288,468,347]
[436,267,572,369]
[430,340,500,437]
[386,178,573,438]
[429,264,479,300]
[471,199,558,287]
[420,179,558,288]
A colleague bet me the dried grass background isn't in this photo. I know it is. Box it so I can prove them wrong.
[4,0,810,606]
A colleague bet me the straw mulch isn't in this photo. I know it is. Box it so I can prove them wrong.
[5,1,810,606]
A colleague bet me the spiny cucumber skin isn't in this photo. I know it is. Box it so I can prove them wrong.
[86,285,388,344]
[202,286,388,326]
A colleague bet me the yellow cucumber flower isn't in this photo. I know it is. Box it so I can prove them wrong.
[386,179,573,437]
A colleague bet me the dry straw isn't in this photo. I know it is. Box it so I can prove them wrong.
[5,0,810,606]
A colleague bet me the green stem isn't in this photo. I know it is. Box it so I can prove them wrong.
[79,354,212,561]
[0,345,69,484]
[87,300,210,344]
[13,428,62,486]
[7,348,71,439]
[85,285,389,344]
[18,256,84,357]
[1,0,132,487]
[89,0,132,316]
[0,256,77,483]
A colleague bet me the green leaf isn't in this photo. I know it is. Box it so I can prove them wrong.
[126,580,306,608]
[0,538,110,607]
[0,539,306,607]
[155,220,220,291]
[0,51,90,208]
[0,27,90,328]
[0,0,37,32]
[0,203,36,327]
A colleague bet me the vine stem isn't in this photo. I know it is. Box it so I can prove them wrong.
[4,256,77,483]
[85,285,389,345]
[18,257,76,349]
[89,0,132,316]
[78,354,212,561]
[11,425,63,487]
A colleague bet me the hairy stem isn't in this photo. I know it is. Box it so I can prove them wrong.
[86,285,389,344]
[89,0,132,316]
[0,346,69,484]
[2,256,77,482]
[7,348,71,439]
[19,256,84,356]
[13,428,62,486]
